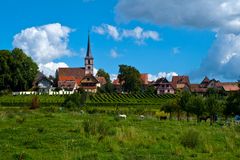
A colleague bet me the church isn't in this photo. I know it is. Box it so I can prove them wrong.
[56,35,106,93]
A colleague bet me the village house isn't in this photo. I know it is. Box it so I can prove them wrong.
[191,76,240,94]
[171,76,191,92]
[56,35,106,93]
[32,72,54,93]
[153,77,175,95]
[152,75,190,95]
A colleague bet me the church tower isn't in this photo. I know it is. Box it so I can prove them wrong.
[85,34,94,75]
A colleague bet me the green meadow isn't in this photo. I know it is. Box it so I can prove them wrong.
[0,106,240,160]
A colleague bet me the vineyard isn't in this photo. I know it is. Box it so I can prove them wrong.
[0,95,65,107]
[87,93,176,106]
[0,93,176,107]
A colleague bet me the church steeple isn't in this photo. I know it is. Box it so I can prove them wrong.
[85,33,94,75]
[86,33,93,58]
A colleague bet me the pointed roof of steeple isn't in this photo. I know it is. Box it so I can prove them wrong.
[201,76,210,84]
[86,33,93,58]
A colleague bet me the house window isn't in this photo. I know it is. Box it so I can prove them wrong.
[166,84,169,87]
[168,90,170,93]
[88,66,91,69]
[88,59,90,64]
[87,78,90,81]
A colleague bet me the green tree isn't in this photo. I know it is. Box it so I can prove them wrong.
[144,85,156,94]
[161,99,179,120]
[96,69,115,93]
[187,95,205,122]
[118,64,141,93]
[224,92,240,118]
[177,91,191,121]
[0,48,38,92]
[96,68,110,83]
[0,50,13,91]
[205,95,222,125]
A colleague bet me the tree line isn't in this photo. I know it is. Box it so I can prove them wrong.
[161,90,240,125]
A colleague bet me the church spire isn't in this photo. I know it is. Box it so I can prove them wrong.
[86,32,93,58]
[85,32,94,75]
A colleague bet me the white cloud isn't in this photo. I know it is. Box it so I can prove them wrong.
[191,33,240,80]
[116,0,240,80]
[148,72,178,81]
[39,62,69,77]
[110,74,118,81]
[92,24,120,40]
[13,23,73,64]
[110,49,119,58]
[122,26,160,44]
[93,68,98,76]
[92,24,160,44]
[116,0,240,33]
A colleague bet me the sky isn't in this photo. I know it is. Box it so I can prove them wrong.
[1,0,240,83]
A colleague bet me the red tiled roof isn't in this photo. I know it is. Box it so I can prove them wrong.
[113,79,120,85]
[171,76,190,89]
[113,73,148,86]
[57,68,85,85]
[97,77,107,85]
[190,84,208,93]
[141,74,148,85]
[218,83,239,91]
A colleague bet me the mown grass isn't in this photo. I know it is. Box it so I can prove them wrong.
[0,107,240,160]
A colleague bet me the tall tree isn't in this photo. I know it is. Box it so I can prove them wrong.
[118,65,142,93]
[205,95,222,125]
[96,68,110,83]
[96,69,114,93]
[161,99,179,120]
[177,91,191,121]
[187,95,205,122]
[0,48,38,92]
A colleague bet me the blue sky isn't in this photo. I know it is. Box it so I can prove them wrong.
[1,0,240,82]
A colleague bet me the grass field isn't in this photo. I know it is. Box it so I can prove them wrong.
[0,107,240,160]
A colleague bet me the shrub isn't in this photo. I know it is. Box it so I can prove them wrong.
[30,96,39,109]
[63,93,87,109]
[180,129,200,149]
[83,118,115,137]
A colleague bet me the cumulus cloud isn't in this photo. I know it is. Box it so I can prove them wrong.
[92,24,160,44]
[191,33,240,80]
[116,0,240,80]
[39,62,69,77]
[92,24,120,40]
[110,74,118,81]
[148,72,178,81]
[116,0,240,33]
[13,23,73,64]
